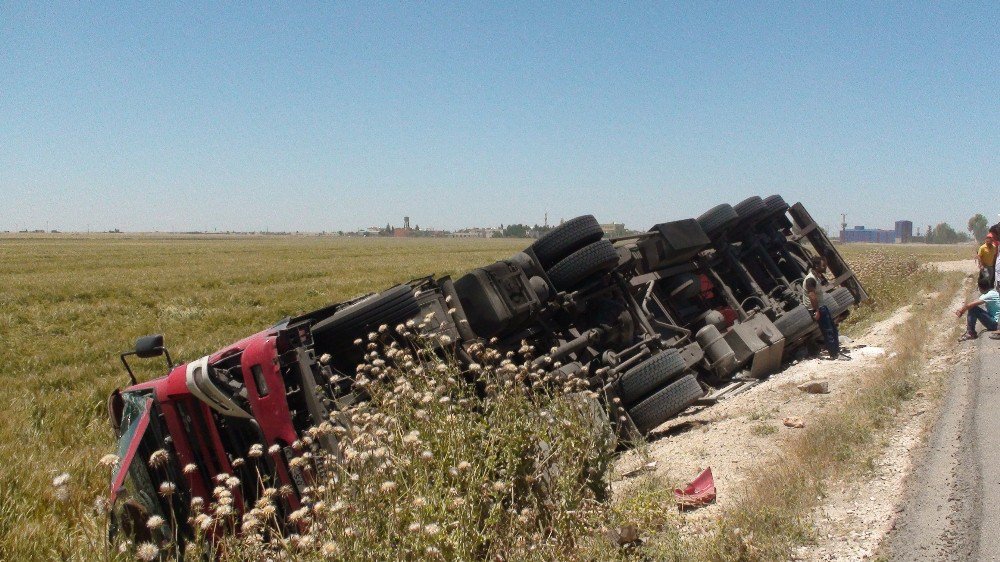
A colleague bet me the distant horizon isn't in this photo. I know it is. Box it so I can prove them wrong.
[0,213,976,239]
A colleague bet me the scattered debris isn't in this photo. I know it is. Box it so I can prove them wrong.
[798,380,830,394]
[620,461,657,479]
[856,346,886,357]
[675,467,716,509]
[608,523,641,546]
[783,416,806,428]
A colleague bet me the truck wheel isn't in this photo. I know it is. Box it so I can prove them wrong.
[734,196,769,228]
[773,305,814,340]
[530,215,604,268]
[619,349,687,405]
[627,374,703,435]
[763,194,792,228]
[697,204,740,240]
[546,239,619,291]
[763,194,789,218]
[827,286,855,318]
[311,285,420,349]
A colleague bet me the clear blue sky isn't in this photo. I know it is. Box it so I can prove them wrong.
[1,2,997,233]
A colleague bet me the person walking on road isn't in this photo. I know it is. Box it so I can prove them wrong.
[804,255,848,360]
[977,232,997,287]
[955,276,1000,341]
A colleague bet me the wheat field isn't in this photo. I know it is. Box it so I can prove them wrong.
[0,234,969,560]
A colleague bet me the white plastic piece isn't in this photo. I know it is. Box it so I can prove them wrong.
[185,356,252,419]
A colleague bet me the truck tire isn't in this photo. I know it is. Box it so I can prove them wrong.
[619,349,687,406]
[530,215,604,269]
[763,194,792,228]
[697,204,740,240]
[773,305,815,341]
[827,286,855,318]
[546,239,619,291]
[311,285,420,349]
[627,374,703,434]
[763,194,789,218]
[734,196,768,228]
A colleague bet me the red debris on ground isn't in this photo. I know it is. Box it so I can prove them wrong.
[674,467,716,509]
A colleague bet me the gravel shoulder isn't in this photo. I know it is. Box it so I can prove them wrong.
[800,279,968,561]
[615,297,918,507]
[611,259,975,558]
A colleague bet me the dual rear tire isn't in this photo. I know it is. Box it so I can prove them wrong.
[530,215,619,291]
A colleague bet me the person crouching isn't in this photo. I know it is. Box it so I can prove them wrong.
[955,276,1000,341]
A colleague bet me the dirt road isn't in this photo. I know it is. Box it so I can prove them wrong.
[885,337,1000,561]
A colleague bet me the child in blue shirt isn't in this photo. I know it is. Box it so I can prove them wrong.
[956,276,1000,341]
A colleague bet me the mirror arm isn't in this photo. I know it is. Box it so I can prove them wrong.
[119,352,138,385]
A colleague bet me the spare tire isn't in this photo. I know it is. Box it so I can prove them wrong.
[530,215,604,269]
[627,374,703,434]
[546,239,619,291]
[773,305,815,341]
[312,285,420,349]
[697,204,740,240]
[734,196,768,228]
[619,349,687,406]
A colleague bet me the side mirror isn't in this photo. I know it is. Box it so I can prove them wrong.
[135,334,165,358]
[120,334,173,385]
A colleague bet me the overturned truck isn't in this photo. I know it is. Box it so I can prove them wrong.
[106,196,866,546]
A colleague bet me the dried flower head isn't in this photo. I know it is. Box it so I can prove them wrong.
[135,542,159,561]
[98,454,119,468]
[148,449,169,468]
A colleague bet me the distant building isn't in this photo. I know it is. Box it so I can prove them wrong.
[840,225,895,244]
[894,220,913,243]
[449,227,501,239]
[600,223,627,237]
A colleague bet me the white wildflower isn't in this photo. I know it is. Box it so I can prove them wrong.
[135,542,159,561]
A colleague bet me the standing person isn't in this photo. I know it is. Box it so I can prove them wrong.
[955,276,1000,341]
[803,255,848,360]
[977,233,997,287]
